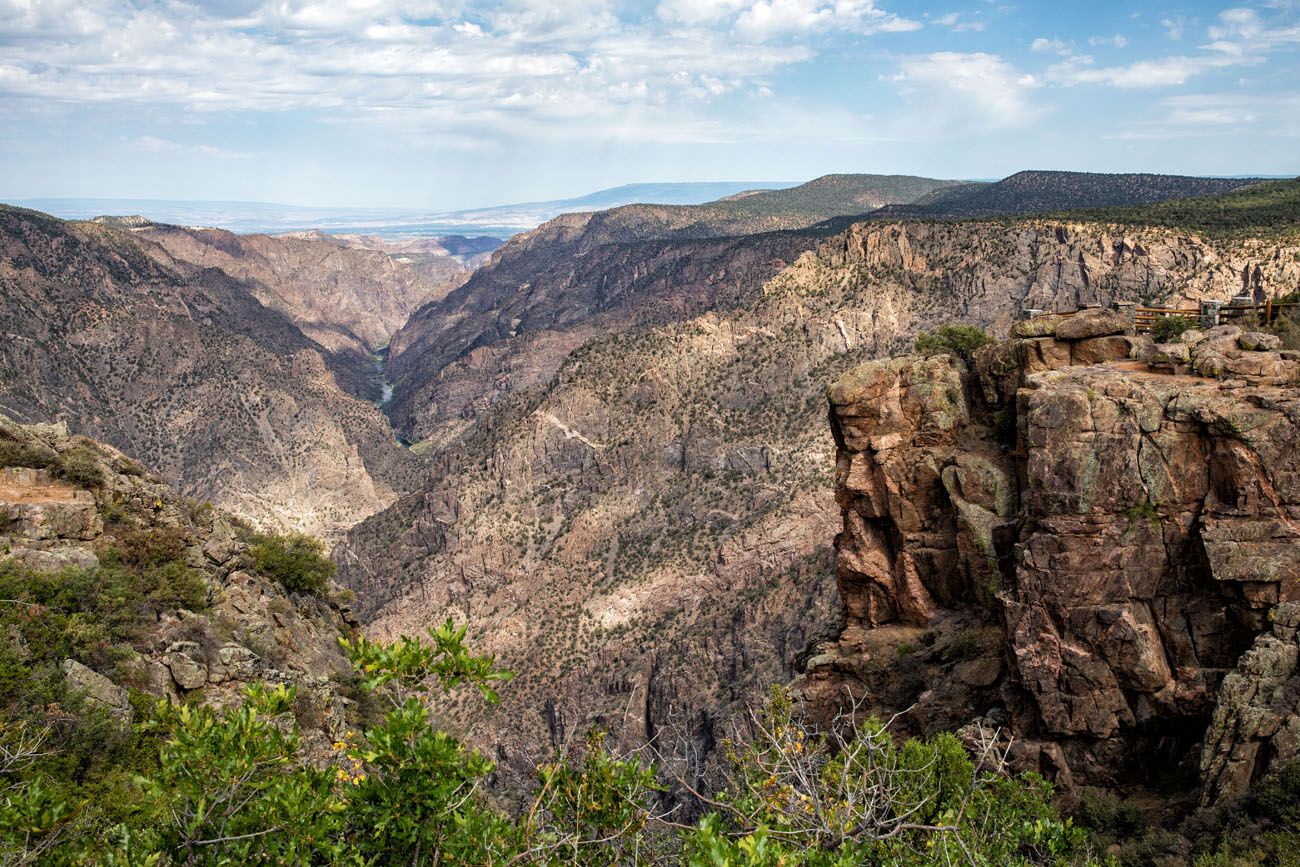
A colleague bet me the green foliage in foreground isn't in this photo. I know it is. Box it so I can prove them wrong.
[0,619,1100,865]
[914,324,994,365]
[249,531,337,595]
[1069,765,1300,867]
[1268,308,1300,350]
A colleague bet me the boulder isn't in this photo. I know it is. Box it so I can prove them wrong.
[163,641,208,690]
[62,659,132,723]
[1238,332,1282,352]
[1010,314,1065,338]
[208,644,260,683]
[1071,335,1146,366]
[1055,308,1133,341]
[1150,342,1191,364]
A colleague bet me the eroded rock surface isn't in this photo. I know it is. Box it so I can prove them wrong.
[804,328,1300,805]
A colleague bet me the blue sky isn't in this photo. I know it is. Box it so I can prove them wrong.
[1,0,1298,209]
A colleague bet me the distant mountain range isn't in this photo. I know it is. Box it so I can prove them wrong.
[12,182,800,240]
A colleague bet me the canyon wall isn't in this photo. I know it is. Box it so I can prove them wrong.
[343,218,1300,784]
[804,313,1300,803]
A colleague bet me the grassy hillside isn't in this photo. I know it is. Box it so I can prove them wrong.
[1044,176,1300,238]
[874,171,1266,221]
[707,173,966,220]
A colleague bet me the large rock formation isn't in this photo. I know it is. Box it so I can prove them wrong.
[804,319,1300,804]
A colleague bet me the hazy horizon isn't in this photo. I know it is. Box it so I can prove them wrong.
[3,1,1299,210]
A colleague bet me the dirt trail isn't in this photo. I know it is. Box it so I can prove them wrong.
[0,470,81,504]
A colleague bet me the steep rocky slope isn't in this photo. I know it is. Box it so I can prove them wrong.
[384,174,964,439]
[0,413,358,751]
[384,172,1288,445]
[801,314,1300,809]
[0,206,417,536]
[124,221,468,359]
[342,218,1300,781]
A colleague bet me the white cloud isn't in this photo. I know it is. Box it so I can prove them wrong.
[132,136,251,159]
[1046,7,1300,89]
[1208,7,1264,40]
[1107,91,1300,139]
[1160,16,1188,40]
[734,0,920,41]
[0,0,880,146]
[1030,37,1070,55]
[933,11,985,31]
[1088,33,1128,48]
[1048,55,1210,88]
[656,0,750,26]
[888,52,1041,133]
[0,0,923,147]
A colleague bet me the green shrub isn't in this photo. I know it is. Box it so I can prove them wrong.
[56,444,104,488]
[1151,314,1197,343]
[1073,787,1146,842]
[913,324,993,364]
[1267,308,1300,350]
[1254,760,1300,826]
[249,532,336,596]
[0,440,54,470]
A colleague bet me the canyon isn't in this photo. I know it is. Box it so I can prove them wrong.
[2,173,1298,828]
[342,211,1300,790]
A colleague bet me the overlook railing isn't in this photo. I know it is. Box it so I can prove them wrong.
[1024,299,1299,333]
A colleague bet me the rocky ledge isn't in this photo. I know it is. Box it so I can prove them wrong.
[799,311,1300,807]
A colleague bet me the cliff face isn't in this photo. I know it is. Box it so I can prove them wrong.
[382,176,969,443]
[343,218,1300,782]
[0,413,357,751]
[133,224,466,359]
[0,207,417,536]
[806,314,1300,804]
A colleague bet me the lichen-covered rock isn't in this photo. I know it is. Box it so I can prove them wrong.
[1170,325,1300,386]
[1011,314,1066,338]
[1151,342,1191,364]
[1071,334,1149,366]
[62,659,131,723]
[0,469,102,541]
[827,354,986,626]
[163,641,209,690]
[1239,332,1282,352]
[1,414,358,756]
[1200,604,1300,805]
[1055,308,1134,340]
[813,341,1300,794]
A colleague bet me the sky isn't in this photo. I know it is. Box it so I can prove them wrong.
[1,0,1298,209]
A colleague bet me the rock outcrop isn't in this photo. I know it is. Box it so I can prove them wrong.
[0,413,359,753]
[1199,603,1300,805]
[133,223,467,359]
[804,320,1300,805]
